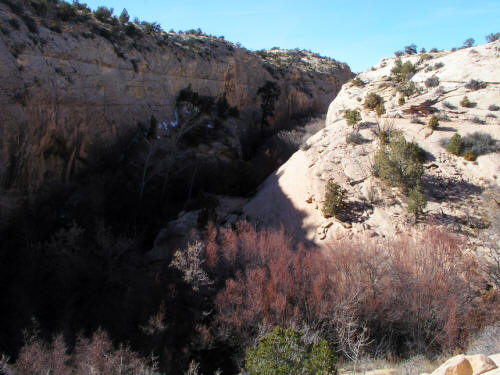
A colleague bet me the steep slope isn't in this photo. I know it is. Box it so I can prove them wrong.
[244,41,500,244]
[0,1,352,192]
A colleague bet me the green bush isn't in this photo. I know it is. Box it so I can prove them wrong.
[374,131,424,193]
[460,96,472,108]
[344,109,361,127]
[322,181,347,218]
[418,54,432,64]
[464,151,477,161]
[245,327,337,375]
[404,44,417,55]
[119,8,129,23]
[463,38,475,48]
[485,33,500,43]
[375,102,386,117]
[141,21,162,34]
[407,183,427,219]
[364,92,384,111]
[94,6,113,22]
[56,2,76,21]
[391,59,416,83]
[398,97,405,106]
[428,115,439,130]
[351,77,365,87]
[447,133,462,155]
[125,23,141,37]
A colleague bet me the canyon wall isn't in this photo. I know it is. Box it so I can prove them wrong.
[0,2,352,192]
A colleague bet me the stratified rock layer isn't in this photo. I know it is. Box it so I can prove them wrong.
[0,3,352,191]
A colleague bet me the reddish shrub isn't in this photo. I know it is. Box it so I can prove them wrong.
[15,334,71,375]
[14,328,158,375]
[210,224,494,356]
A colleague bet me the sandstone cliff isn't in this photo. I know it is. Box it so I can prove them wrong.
[243,41,500,245]
[0,1,352,192]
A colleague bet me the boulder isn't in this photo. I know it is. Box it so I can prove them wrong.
[430,355,473,375]
[465,355,497,375]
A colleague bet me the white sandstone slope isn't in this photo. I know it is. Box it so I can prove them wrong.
[244,41,500,245]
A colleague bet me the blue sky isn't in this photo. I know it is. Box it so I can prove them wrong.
[83,0,500,72]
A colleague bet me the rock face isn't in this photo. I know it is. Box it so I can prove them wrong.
[465,355,497,375]
[430,355,473,375]
[427,354,499,375]
[0,2,352,191]
[243,41,500,245]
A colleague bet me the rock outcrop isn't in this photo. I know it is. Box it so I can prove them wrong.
[0,1,352,191]
[243,41,500,244]
[431,355,474,375]
[427,354,499,375]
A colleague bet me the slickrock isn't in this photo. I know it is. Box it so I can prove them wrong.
[243,41,500,246]
[465,355,497,375]
[430,355,473,375]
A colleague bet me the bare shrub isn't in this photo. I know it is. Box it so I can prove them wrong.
[171,241,212,291]
[15,332,72,375]
[74,329,159,375]
[371,119,395,142]
[276,117,325,151]
[467,322,500,355]
[425,76,440,88]
[469,116,486,125]
[397,355,436,375]
[185,360,201,375]
[0,354,10,375]
[465,79,487,91]
[479,188,500,289]
[437,113,450,122]
[210,224,491,358]
[434,62,444,70]
[14,328,159,375]
[461,132,499,155]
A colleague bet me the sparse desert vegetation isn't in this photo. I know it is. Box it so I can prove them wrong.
[442,132,499,160]
[344,108,362,128]
[428,114,439,130]
[322,181,348,217]
[0,1,499,374]
[461,95,473,108]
